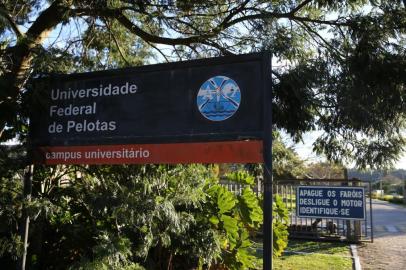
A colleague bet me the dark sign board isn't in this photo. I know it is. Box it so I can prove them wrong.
[30,53,270,164]
[296,186,365,220]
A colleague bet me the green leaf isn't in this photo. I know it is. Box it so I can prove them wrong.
[220,214,239,250]
[235,248,258,269]
[217,187,236,214]
[273,195,289,257]
[225,171,255,185]
[209,215,219,225]
[239,187,263,226]
[238,229,251,249]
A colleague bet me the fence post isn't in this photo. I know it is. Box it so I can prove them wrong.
[344,169,352,240]
[353,179,362,241]
[369,181,374,243]
[403,180,406,205]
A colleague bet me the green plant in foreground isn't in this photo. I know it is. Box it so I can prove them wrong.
[204,171,263,270]
[1,163,289,269]
[273,195,289,257]
[36,165,268,269]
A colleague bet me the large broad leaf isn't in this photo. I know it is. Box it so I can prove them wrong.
[209,215,219,225]
[220,214,239,250]
[225,171,255,185]
[238,229,251,249]
[273,195,289,223]
[273,195,289,256]
[239,187,263,226]
[217,187,236,215]
[235,248,259,270]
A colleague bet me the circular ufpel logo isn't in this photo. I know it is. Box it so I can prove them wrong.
[196,76,241,121]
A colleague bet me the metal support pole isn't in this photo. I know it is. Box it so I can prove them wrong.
[344,169,352,240]
[263,167,272,269]
[17,164,33,270]
[262,52,273,270]
[369,181,374,243]
[354,180,362,241]
[403,180,406,205]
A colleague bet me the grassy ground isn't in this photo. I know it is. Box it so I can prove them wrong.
[255,239,353,270]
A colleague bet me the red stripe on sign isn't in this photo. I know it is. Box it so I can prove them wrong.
[33,141,263,165]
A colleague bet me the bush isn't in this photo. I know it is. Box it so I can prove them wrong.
[1,164,290,269]
[7,165,268,270]
[388,197,404,204]
[376,195,405,205]
[272,195,289,257]
[205,171,263,269]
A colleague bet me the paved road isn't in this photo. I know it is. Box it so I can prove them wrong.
[370,199,406,237]
[358,199,406,269]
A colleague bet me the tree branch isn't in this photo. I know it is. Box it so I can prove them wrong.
[0,2,72,140]
[104,18,130,65]
[0,3,23,38]
[146,41,170,63]
[25,1,68,45]
[70,5,352,50]
[112,10,215,45]
[70,8,211,45]
[4,1,70,93]
[224,11,352,29]
[298,21,346,59]
[289,0,313,15]
[201,40,235,56]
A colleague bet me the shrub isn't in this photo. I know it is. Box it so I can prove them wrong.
[272,195,289,257]
[376,195,405,205]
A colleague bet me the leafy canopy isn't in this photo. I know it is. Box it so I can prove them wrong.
[0,0,405,167]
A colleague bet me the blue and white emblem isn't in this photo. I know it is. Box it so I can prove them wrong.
[197,76,241,121]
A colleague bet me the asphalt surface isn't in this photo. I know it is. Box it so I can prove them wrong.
[357,199,406,269]
[370,199,406,237]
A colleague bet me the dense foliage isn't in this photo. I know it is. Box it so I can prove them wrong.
[0,0,405,167]
[0,134,299,269]
[272,131,306,179]
[0,162,288,269]
[1,1,406,269]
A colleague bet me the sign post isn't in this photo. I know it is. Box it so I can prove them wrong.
[30,53,272,269]
[262,54,273,270]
